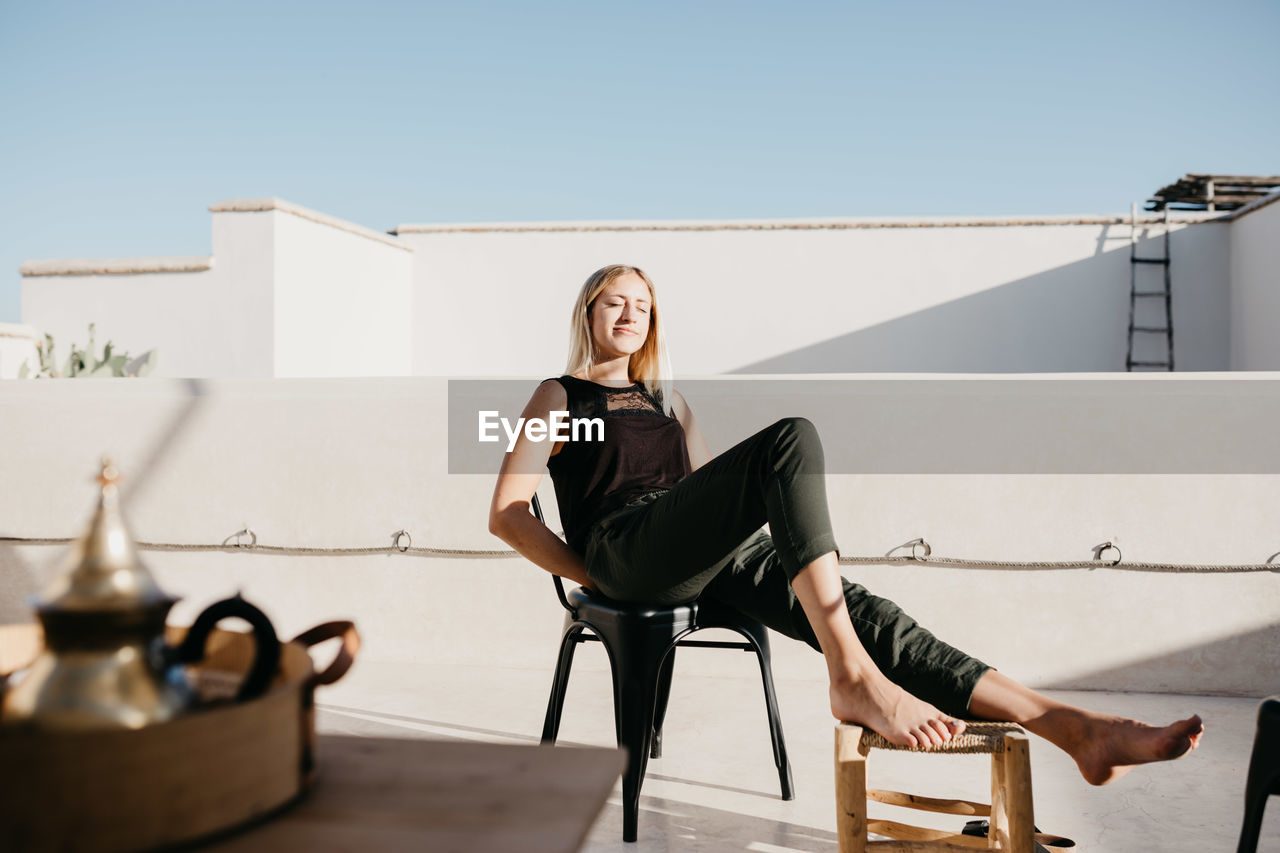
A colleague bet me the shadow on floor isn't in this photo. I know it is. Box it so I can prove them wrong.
[317,703,790,801]
[588,794,839,853]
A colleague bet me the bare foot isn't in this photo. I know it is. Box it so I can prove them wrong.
[1072,713,1204,785]
[830,671,965,747]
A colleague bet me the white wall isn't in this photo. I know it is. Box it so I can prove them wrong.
[209,208,277,378]
[272,209,413,378]
[19,200,414,379]
[397,215,1230,377]
[0,323,39,379]
[2,376,1276,696]
[17,201,1269,380]
[1229,195,1280,370]
[21,262,233,379]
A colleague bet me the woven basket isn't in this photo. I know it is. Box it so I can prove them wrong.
[0,619,358,852]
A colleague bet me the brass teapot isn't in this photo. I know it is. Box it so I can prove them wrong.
[1,460,280,729]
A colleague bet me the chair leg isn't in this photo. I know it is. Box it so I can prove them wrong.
[834,723,868,853]
[1238,794,1269,853]
[541,623,584,745]
[733,619,795,800]
[610,632,667,843]
[650,648,676,759]
[1238,697,1280,853]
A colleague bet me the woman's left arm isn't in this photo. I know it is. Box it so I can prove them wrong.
[671,389,712,471]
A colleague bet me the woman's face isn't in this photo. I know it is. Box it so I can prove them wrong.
[589,272,652,361]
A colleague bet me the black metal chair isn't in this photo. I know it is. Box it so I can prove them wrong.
[532,494,794,843]
[1238,696,1280,853]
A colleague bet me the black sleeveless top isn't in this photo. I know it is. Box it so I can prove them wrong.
[545,375,692,554]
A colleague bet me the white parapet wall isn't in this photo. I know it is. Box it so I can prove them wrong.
[209,199,415,378]
[19,257,232,378]
[22,198,1279,380]
[395,213,1231,376]
[0,323,40,379]
[1,375,1276,696]
[1229,193,1280,370]
[20,199,414,379]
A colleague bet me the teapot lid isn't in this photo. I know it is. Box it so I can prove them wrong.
[38,459,174,612]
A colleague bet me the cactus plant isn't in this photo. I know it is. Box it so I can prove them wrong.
[18,324,156,378]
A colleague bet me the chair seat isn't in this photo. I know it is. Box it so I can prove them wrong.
[565,585,698,624]
[858,721,1026,754]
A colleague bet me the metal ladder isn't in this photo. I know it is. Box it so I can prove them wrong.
[1126,203,1173,371]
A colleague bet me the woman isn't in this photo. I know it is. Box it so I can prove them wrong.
[489,264,1202,783]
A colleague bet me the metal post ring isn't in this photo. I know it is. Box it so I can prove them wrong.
[1091,541,1121,567]
[394,530,412,553]
[886,537,933,562]
[222,527,258,549]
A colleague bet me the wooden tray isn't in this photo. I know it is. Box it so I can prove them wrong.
[0,620,358,853]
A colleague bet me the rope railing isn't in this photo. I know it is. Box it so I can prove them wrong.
[2,533,1276,573]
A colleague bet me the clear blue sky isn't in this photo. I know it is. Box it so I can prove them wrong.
[2,0,1277,322]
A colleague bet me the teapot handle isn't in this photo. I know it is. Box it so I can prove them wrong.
[173,594,282,702]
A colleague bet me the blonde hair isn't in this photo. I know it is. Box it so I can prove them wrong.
[565,264,673,415]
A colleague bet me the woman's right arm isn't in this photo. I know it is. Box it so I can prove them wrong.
[487,379,594,589]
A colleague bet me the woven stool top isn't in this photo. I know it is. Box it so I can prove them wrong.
[855,721,1026,754]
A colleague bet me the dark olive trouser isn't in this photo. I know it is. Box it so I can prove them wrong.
[583,417,991,717]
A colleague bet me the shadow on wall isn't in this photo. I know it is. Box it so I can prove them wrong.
[730,236,1207,373]
[1058,622,1280,697]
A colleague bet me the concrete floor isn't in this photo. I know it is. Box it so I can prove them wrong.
[316,657,1277,853]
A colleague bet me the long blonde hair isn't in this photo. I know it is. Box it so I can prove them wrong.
[565,264,673,415]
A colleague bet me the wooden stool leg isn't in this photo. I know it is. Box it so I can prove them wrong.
[995,732,1035,853]
[989,749,1006,849]
[835,723,868,853]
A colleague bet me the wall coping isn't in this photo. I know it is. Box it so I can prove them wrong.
[1225,187,1280,221]
[20,256,214,277]
[210,197,413,252]
[3,373,1278,398]
[0,323,40,340]
[392,210,1227,235]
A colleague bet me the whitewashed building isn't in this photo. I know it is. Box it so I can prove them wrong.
[18,200,414,379]
[17,192,1280,378]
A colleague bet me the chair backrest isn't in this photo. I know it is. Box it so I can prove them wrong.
[530,494,574,613]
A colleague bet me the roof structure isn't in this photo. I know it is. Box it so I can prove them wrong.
[1147,173,1280,211]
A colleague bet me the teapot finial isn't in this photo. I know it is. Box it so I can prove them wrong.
[38,460,170,612]
[95,456,121,493]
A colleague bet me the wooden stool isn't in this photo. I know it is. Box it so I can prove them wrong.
[835,721,1036,852]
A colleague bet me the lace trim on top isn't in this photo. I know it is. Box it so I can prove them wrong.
[560,378,667,419]
[606,389,661,414]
